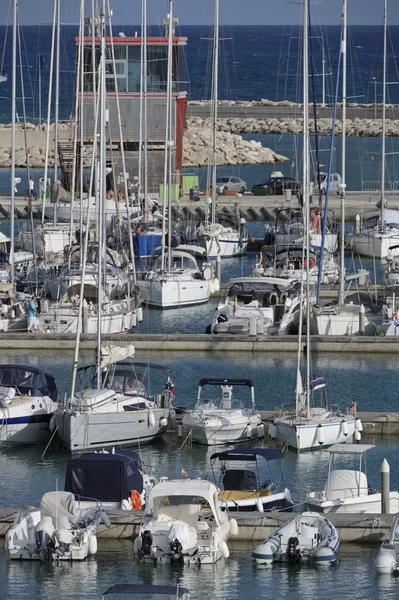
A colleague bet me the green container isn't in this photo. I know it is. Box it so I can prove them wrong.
[182,174,199,193]
[252,188,270,196]
[159,183,180,202]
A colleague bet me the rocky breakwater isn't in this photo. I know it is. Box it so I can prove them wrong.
[183,118,288,167]
[0,122,73,167]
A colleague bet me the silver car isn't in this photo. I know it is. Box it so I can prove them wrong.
[215,176,246,195]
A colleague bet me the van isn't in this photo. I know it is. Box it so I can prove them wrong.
[315,172,342,195]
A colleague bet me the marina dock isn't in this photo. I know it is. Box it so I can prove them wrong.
[0,508,394,544]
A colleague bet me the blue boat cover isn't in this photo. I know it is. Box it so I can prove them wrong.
[65,450,143,501]
[0,364,57,401]
[103,584,190,597]
[211,447,283,462]
[199,378,254,388]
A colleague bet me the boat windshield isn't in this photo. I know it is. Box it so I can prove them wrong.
[195,395,245,410]
[153,254,197,272]
[97,370,148,397]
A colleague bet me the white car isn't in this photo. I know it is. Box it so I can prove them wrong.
[315,172,342,195]
[215,176,246,195]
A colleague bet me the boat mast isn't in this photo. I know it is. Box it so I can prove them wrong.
[96,0,106,387]
[143,0,148,222]
[211,0,219,224]
[53,0,60,225]
[10,0,16,292]
[138,0,145,217]
[166,1,173,273]
[304,0,311,420]
[161,1,173,272]
[381,0,387,225]
[339,0,347,307]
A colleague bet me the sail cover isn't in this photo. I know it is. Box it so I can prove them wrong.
[100,344,135,368]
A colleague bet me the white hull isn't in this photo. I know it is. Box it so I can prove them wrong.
[273,416,356,451]
[206,235,248,259]
[44,198,136,224]
[38,301,137,334]
[182,414,262,445]
[140,278,212,308]
[352,234,399,259]
[275,232,338,254]
[0,315,27,333]
[0,397,57,445]
[316,310,376,336]
[307,491,399,514]
[54,407,172,452]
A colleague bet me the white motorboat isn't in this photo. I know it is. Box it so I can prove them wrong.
[0,364,58,445]
[6,491,110,561]
[208,276,299,335]
[306,444,399,513]
[182,378,263,446]
[133,479,236,565]
[65,449,154,511]
[138,245,218,309]
[252,511,340,565]
[103,584,191,599]
[375,513,399,574]
[210,447,293,512]
[384,245,399,286]
[54,345,176,452]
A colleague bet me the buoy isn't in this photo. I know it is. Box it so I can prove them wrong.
[49,415,56,432]
[355,418,363,433]
[148,412,156,427]
[178,423,183,437]
[89,534,98,555]
[159,417,168,428]
[246,423,252,438]
[229,518,238,536]
[268,422,277,439]
[220,541,230,559]
[317,424,325,446]
[137,306,143,322]
[355,429,361,443]
[213,278,220,293]
[168,411,177,431]
[123,313,130,330]
[257,423,265,439]
[256,497,264,513]
[340,419,348,437]
[131,312,137,328]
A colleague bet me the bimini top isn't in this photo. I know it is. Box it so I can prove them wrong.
[0,364,57,401]
[211,447,284,462]
[103,584,190,598]
[199,378,254,388]
[65,450,143,501]
[327,444,376,455]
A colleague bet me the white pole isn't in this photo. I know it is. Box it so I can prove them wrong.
[10,0,16,292]
[137,0,144,216]
[211,0,219,225]
[381,458,390,514]
[322,38,326,107]
[38,55,42,126]
[53,0,60,227]
[143,0,148,220]
[339,0,347,307]
[303,0,310,421]
[381,0,387,224]
[167,4,173,274]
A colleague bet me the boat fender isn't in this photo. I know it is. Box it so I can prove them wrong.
[209,281,214,295]
[220,541,230,559]
[355,429,362,443]
[268,422,277,439]
[355,417,363,433]
[213,278,220,293]
[0,387,15,408]
[100,511,112,528]
[49,415,56,433]
[130,490,143,511]
[178,423,183,437]
[159,417,168,428]
[136,306,144,322]
[340,419,348,437]
[168,411,177,431]
[256,497,264,513]
[316,424,325,445]
[89,534,98,555]
[246,423,252,438]
[229,518,239,537]
[148,412,156,427]
[257,423,265,439]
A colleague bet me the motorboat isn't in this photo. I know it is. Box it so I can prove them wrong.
[196,214,248,259]
[181,378,263,446]
[271,376,358,452]
[252,511,340,565]
[133,479,236,565]
[210,447,293,512]
[375,513,399,574]
[384,245,399,286]
[208,276,299,335]
[306,444,399,513]
[138,245,219,309]
[0,364,58,445]
[103,584,191,599]
[64,449,154,511]
[6,491,110,561]
[54,345,176,452]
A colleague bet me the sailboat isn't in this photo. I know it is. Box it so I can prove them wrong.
[270,0,357,452]
[194,0,248,259]
[351,0,399,260]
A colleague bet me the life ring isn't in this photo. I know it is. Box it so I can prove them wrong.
[303,257,315,269]
[130,490,143,511]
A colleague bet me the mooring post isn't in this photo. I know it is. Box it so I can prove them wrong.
[381,458,390,514]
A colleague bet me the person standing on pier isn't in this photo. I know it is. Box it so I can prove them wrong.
[29,177,36,199]
[27,296,38,334]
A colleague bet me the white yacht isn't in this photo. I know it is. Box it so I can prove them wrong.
[375,513,399,574]
[6,491,109,561]
[273,208,338,254]
[306,444,399,513]
[182,378,263,446]
[351,210,399,260]
[133,479,236,565]
[54,345,176,452]
[196,215,248,259]
[138,245,218,309]
[252,511,340,565]
[0,364,58,445]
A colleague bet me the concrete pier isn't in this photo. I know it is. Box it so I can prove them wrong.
[0,507,394,543]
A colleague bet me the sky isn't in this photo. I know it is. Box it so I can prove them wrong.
[1,0,399,27]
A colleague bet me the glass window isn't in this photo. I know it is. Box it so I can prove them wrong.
[127,45,141,92]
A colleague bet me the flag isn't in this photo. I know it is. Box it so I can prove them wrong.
[181,468,188,477]
[319,136,323,141]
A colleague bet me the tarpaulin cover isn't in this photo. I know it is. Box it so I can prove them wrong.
[0,364,57,400]
[222,469,257,491]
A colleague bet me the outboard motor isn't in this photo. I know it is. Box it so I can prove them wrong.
[170,538,184,564]
[54,517,74,557]
[35,516,55,560]
[286,536,301,563]
[139,530,153,557]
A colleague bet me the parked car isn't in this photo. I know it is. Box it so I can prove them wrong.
[215,176,246,195]
[252,176,300,196]
[314,172,342,195]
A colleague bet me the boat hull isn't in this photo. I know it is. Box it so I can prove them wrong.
[139,278,211,308]
[0,397,57,445]
[352,234,399,260]
[273,418,356,451]
[307,491,399,514]
[182,413,262,445]
[206,235,248,259]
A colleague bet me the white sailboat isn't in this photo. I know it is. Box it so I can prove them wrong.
[270,0,357,452]
[351,0,399,260]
